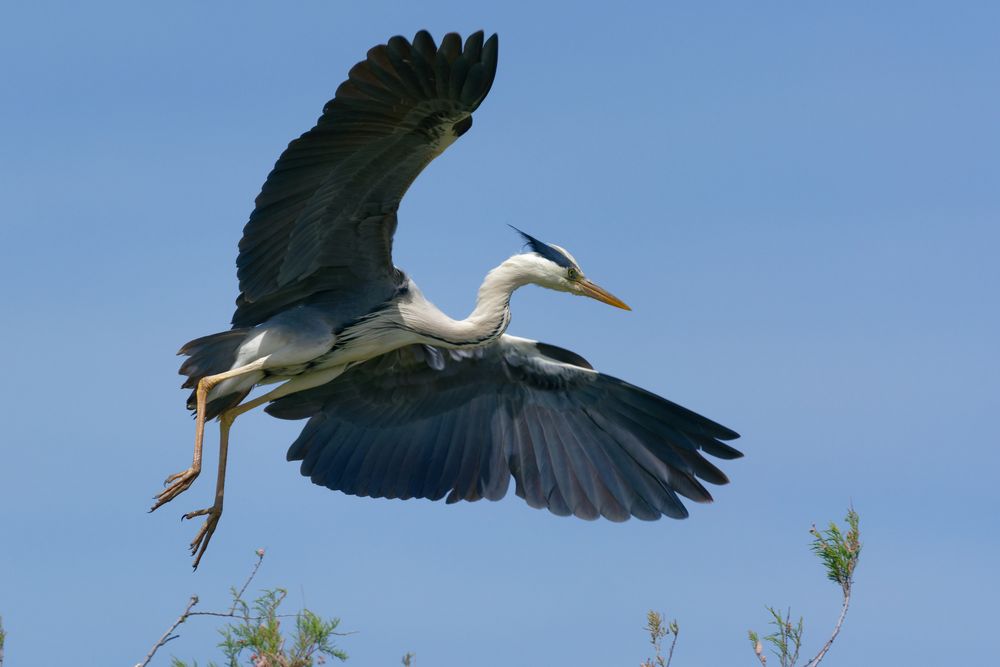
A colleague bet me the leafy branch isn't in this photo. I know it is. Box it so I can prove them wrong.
[639,506,861,667]
[802,506,861,666]
[187,588,347,667]
[138,549,349,667]
[640,611,678,667]
[748,507,861,667]
[748,608,802,667]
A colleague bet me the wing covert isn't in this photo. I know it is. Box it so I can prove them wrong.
[232,31,499,327]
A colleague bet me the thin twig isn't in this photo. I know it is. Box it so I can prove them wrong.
[749,631,767,665]
[803,584,851,667]
[753,641,767,665]
[664,626,678,667]
[136,595,199,667]
[137,550,267,666]
[230,549,265,615]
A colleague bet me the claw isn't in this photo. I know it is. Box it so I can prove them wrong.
[150,467,200,512]
[164,469,189,486]
[183,507,210,521]
[187,506,222,570]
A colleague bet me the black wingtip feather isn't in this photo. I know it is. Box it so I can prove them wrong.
[386,34,410,56]
[448,56,470,99]
[460,62,487,106]
[439,32,462,62]
[412,30,437,60]
[695,435,744,460]
[463,31,484,62]
[480,34,499,100]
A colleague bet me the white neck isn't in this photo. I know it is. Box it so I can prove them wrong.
[405,255,541,348]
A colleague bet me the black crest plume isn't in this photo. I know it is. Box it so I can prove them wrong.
[509,225,578,270]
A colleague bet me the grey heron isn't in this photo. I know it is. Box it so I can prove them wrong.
[151,30,742,569]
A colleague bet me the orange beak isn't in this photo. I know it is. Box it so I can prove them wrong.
[578,279,631,310]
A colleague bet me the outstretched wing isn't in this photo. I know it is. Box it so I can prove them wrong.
[267,336,743,521]
[232,31,499,327]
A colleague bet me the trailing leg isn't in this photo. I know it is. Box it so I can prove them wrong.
[185,410,234,569]
[150,358,269,512]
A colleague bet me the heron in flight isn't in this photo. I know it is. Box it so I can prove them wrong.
[151,30,742,568]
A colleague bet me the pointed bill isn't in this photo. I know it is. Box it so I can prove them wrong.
[578,279,631,310]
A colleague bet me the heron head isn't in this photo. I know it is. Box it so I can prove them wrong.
[511,226,631,310]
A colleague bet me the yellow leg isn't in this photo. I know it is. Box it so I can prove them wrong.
[171,364,349,568]
[185,409,234,570]
[150,357,269,512]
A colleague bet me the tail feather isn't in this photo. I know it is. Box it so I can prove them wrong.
[178,328,253,420]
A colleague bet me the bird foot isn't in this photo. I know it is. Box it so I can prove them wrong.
[150,467,200,512]
[184,504,222,570]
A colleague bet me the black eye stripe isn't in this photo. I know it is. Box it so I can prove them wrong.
[509,225,579,270]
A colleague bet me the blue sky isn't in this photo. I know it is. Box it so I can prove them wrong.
[1,1,997,664]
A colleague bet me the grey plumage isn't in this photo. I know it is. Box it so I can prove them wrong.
[167,31,741,565]
[178,328,253,418]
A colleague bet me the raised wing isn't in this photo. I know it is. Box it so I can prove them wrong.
[232,31,499,327]
[267,336,743,521]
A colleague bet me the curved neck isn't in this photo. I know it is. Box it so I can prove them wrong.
[409,256,532,348]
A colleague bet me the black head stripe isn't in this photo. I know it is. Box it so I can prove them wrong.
[509,225,578,270]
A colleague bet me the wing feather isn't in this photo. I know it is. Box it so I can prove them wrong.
[559,410,633,521]
[432,406,471,502]
[544,411,600,520]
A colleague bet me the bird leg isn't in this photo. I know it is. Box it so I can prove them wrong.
[185,408,234,569]
[151,358,269,512]
[178,365,348,568]
[182,393,271,568]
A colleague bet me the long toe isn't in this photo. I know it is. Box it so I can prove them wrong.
[189,508,222,570]
[150,469,199,512]
[163,470,189,485]
[182,507,211,521]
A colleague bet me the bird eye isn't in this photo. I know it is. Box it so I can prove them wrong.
[567,268,580,280]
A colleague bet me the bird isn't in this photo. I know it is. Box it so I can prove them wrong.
[150,29,742,569]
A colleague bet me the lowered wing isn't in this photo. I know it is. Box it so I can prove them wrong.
[267,336,742,521]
